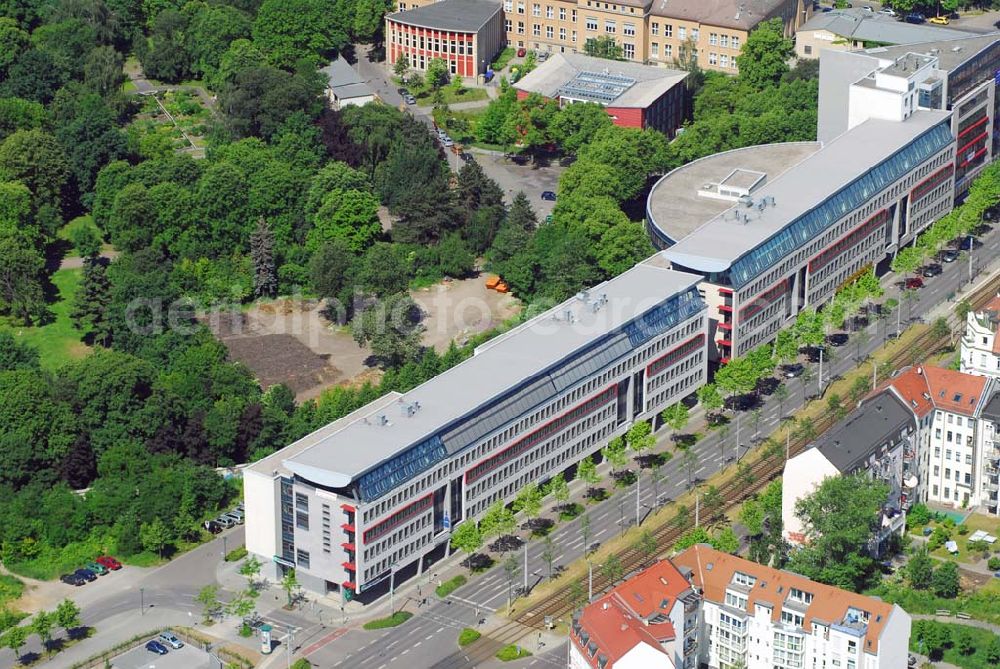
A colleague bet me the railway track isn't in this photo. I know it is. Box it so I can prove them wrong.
[443,273,1000,667]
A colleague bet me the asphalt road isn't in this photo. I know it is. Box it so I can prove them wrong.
[305,231,999,667]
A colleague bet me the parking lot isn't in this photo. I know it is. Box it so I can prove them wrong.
[110,639,214,669]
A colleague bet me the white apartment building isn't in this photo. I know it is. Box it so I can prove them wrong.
[882,365,995,510]
[961,296,1000,378]
[782,390,915,555]
[670,545,911,669]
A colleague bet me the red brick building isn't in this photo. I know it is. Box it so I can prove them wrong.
[386,0,506,78]
[513,52,687,136]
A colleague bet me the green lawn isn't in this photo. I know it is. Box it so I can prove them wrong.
[491,47,516,71]
[868,579,1000,625]
[0,574,24,607]
[416,86,489,106]
[7,268,88,370]
[362,611,413,630]
[57,216,102,257]
[911,620,1000,669]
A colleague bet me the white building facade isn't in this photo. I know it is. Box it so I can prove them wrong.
[672,545,911,669]
[961,296,1000,378]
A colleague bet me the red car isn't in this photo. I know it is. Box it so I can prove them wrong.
[904,277,924,290]
[96,555,122,570]
[516,47,526,57]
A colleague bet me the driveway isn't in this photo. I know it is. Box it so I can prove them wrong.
[353,45,564,218]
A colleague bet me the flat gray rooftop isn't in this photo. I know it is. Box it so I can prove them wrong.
[659,110,951,273]
[812,391,914,473]
[515,52,687,108]
[280,263,700,488]
[646,143,821,244]
[801,10,977,45]
[865,33,1000,72]
[386,0,501,32]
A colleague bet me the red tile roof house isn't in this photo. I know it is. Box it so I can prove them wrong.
[571,546,911,669]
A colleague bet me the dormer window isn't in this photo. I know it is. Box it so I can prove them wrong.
[732,571,756,587]
[788,587,813,605]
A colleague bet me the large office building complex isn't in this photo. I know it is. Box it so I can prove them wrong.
[570,546,911,669]
[245,262,707,599]
[391,0,811,76]
[647,110,955,360]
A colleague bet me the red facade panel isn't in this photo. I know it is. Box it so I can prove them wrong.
[606,106,643,129]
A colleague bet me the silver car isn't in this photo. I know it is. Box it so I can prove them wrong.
[222,511,244,525]
[215,516,235,529]
[159,631,184,649]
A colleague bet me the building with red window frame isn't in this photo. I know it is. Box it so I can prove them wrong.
[648,109,956,361]
[243,261,707,602]
[512,52,688,137]
[386,0,505,78]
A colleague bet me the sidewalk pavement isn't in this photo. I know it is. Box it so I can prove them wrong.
[912,613,1000,635]
[44,608,199,669]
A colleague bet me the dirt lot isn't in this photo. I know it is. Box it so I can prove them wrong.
[207,276,520,401]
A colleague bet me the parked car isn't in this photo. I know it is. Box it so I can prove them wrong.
[922,263,943,278]
[827,333,849,347]
[905,12,925,23]
[403,94,416,105]
[222,510,244,524]
[74,568,97,582]
[929,15,950,25]
[159,631,184,649]
[538,51,550,61]
[904,277,924,290]
[215,516,235,529]
[879,7,896,15]
[886,331,900,340]
[782,363,804,378]
[861,5,873,12]
[235,503,244,512]
[939,249,959,263]
[516,47,526,57]
[97,555,122,570]
[203,519,222,534]
[908,654,917,667]
[459,152,474,162]
[85,561,108,576]
[958,236,978,250]
[442,138,454,147]
[60,573,86,586]
[541,190,557,201]
[145,640,169,655]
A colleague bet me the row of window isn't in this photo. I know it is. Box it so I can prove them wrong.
[363,531,434,584]
[390,31,472,55]
[911,164,955,204]
[739,279,789,321]
[808,210,889,274]
[363,512,432,563]
[648,348,702,394]
[466,386,617,483]
[363,494,433,543]
[647,334,705,377]
[468,407,615,503]
[706,52,735,69]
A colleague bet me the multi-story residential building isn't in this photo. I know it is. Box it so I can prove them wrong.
[647,109,956,359]
[881,365,994,510]
[669,545,910,669]
[513,52,688,136]
[781,390,916,555]
[818,33,1000,194]
[245,261,708,601]
[569,559,700,669]
[795,9,976,60]
[961,295,1000,378]
[394,0,811,75]
[385,0,506,77]
[976,392,1000,515]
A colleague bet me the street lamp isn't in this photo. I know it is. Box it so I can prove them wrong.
[140,587,145,616]
[389,562,399,613]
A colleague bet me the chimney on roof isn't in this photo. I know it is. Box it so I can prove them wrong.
[659,577,668,585]
[602,602,609,610]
